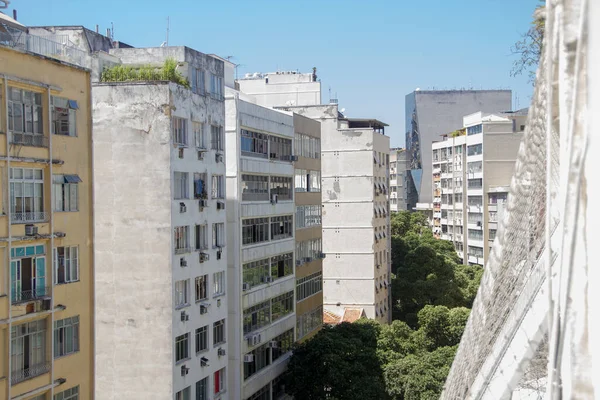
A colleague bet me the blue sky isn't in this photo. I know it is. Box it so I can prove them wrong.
[17,0,538,147]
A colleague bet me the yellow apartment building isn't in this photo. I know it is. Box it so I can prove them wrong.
[0,35,93,399]
[293,114,323,343]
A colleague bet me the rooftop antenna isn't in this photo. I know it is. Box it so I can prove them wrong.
[0,1,10,9]
[166,17,170,46]
[111,22,114,40]
[234,64,245,80]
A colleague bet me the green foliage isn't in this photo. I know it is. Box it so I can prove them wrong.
[284,322,388,400]
[100,58,190,88]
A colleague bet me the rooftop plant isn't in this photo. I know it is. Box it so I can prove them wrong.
[100,58,190,88]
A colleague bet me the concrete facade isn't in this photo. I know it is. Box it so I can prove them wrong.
[92,47,228,400]
[236,70,321,108]
[389,148,409,212]
[405,90,512,210]
[225,88,296,400]
[432,110,527,266]
[0,43,94,400]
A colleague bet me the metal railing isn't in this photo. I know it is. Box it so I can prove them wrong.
[12,285,51,304]
[11,361,52,385]
[175,246,191,255]
[11,211,48,224]
[10,133,49,148]
[0,30,88,68]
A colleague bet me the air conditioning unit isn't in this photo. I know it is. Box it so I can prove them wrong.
[295,259,303,267]
[242,282,251,291]
[218,348,226,357]
[263,276,273,283]
[246,334,261,346]
[197,151,204,160]
[178,148,185,159]
[199,199,208,209]
[215,153,223,163]
[181,311,189,321]
[200,357,209,367]
[477,221,482,227]
[179,202,187,213]
[181,365,190,376]
[244,354,255,363]
[304,257,313,263]
[200,304,209,314]
[271,194,278,204]
[216,201,225,210]
[269,341,279,348]
[216,250,222,260]
[25,224,38,236]
[199,252,209,263]
[318,252,326,259]
[290,155,298,162]
[180,258,187,267]
[41,298,52,311]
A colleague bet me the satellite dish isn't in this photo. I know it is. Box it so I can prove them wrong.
[160,41,167,47]
[340,108,345,113]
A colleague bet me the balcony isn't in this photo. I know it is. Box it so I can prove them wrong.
[12,285,51,304]
[10,133,49,148]
[11,212,48,224]
[11,361,52,385]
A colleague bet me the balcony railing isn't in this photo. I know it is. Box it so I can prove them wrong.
[175,246,191,255]
[11,211,48,224]
[10,133,49,148]
[11,361,52,385]
[12,285,51,304]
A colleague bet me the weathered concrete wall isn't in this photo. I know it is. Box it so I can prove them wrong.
[93,83,173,400]
[237,72,321,108]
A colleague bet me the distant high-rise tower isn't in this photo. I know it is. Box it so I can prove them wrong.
[405,90,512,210]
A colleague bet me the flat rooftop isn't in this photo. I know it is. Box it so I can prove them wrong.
[343,118,388,129]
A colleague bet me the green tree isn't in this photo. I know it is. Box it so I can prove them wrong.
[511,1,546,83]
[284,321,388,400]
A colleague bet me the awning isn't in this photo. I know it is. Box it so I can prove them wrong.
[64,175,82,183]
[68,100,79,110]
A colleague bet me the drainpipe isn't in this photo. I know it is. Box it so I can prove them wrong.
[5,72,12,400]
[48,88,56,397]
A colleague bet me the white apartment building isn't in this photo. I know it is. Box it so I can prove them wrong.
[432,109,527,266]
[225,87,296,400]
[236,69,321,107]
[389,148,409,212]
[93,47,229,400]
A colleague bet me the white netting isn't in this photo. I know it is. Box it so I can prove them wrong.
[440,5,561,397]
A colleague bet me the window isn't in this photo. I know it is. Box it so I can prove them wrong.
[213,319,225,345]
[10,168,44,223]
[54,386,79,400]
[214,368,226,395]
[242,174,269,201]
[51,96,78,136]
[296,271,323,301]
[242,217,269,245]
[195,275,208,301]
[308,170,321,192]
[175,333,189,363]
[270,215,293,240]
[211,125,224,151]
[54,316,80,358]
[174,226,190,254]
[175,279,189,308]
[297,305,323,339]
[243,342,271,380]
[195,224,208,251]
[243,258,270,287]
[270,253,293,279]
[489,229,497,241]
[8,88,43,138]
[53,246,79,284]
[191,67,205,95]
[11,320,47,384]
[211,175,224,199]
[241,129,269,158]
[296,238,322,263]
[468,178,483,189]
[467,161,483,173]
[271,329,294,361]
[195,325,208,353]
[193,173,207,199]
[173,117,188,146]
[53,174,81,212]
[192,121,206,149]
[210,74,223,100]
[468,229,484,241]
[243,300,271,334]
[467,124,483,135]
[213,271,225,296]
[196,377,208,400]
[174,172,189,199]
[468,246,484,258]
[175,387,191,400]
[294,133,320,159]
[247,385,270,400]
[212,223,225,248]
[467,144,483,156]
[271,291,294,322]
[270,176,293,201]
[269,135,292,161]
[296,205,321,229]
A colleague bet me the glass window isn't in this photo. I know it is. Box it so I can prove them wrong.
[271,291,294,322]
[175,333,189,363]
[296,271,323,301]
[211,175,224,199]
[195,224,208,251]
[174,172,189,199]
[213,319,225,345]
[467,144,483,156]
[270,215,293,241]
[213,271,225,296]
[173,117,188,146]
[175,387,191,400]
[467,124,483,135]
[242,174,269,201]
[53,246,79,284]
[214,368,226,395]
[51,96,78,137]
[210,74,223,100]
[269,135,292,161]
[269,176,293,201]
[211,125,223,151]
[241,129,268,158]
[243,258,270,287]
[54,316,80,358]
[243,300,271,334]
[11,168,45,223]
[175,279,189,308]
[193,173,207,199]
[212,223,225,248]
[174,226,190,254]
[196,377,208,400]
[54,386,79,400]
[195,325,208,353]
[195,275,208,301]
[242,218,269,245]
[270,252,293,279]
